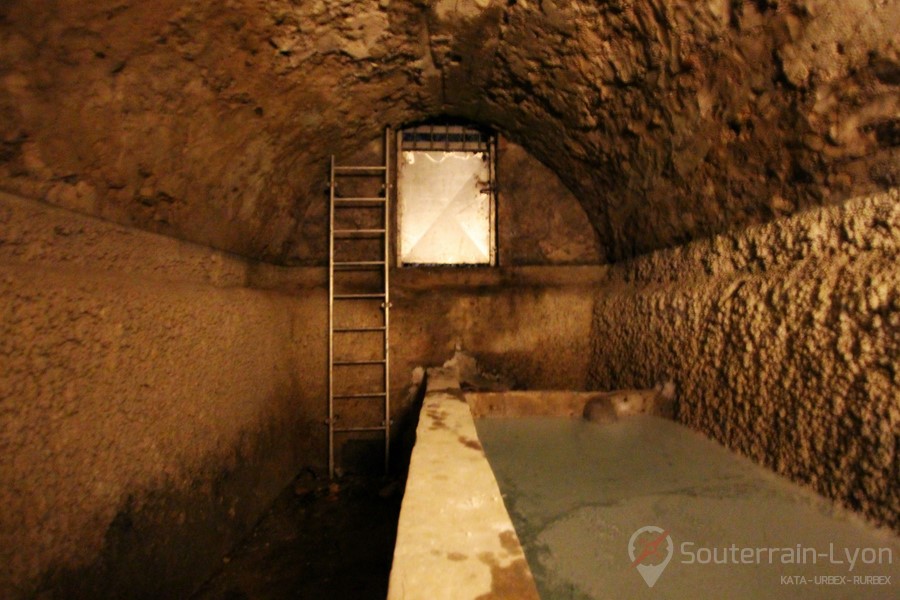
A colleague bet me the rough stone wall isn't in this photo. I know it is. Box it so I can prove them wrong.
[391,267,604,399]
[496,139,601,265]
[484,0,900,260]
[0,192,326,598]
[326,264,604,472]
[298,134,602,265]
[1,1,896,264]
[589,188,900,532]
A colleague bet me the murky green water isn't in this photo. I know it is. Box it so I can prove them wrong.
[475,416,899,600]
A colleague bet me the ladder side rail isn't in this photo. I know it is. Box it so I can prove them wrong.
[328,155,336,478]
[383,126,392,474]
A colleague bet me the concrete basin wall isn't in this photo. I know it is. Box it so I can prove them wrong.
[388,369,539,600]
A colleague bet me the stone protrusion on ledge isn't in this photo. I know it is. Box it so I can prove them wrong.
[388,368,539,600]
[467,389,675,420]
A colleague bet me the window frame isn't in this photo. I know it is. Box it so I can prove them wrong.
[395,124,498,267]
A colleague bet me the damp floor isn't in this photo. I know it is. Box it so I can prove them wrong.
[191,472,402,600]
[475,416,900,600]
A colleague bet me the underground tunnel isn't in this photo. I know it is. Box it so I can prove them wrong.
[1,0,898,598]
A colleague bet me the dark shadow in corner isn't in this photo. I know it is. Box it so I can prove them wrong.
[389,370,428,481]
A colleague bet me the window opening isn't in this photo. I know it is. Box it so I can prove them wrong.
[397,124,497,266]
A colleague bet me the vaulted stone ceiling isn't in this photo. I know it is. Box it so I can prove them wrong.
[1,0,897,264]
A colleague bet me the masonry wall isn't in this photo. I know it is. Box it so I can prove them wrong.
[296,135,603,266]
[392,267,602,391]
[0,192,327,598]
[589,189,900,532]
[0,186,603,596]
[495,138,602,265]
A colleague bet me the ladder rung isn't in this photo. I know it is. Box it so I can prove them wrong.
[333,392,387,399]
[333,261,385,269]
[334,426,387,433]
[333,293,385,299]
[334,260,385,265]
[333,327,386,332]
[334,199,386,208]
[334,229,386,236]
[333,359,387,365]
[334,197,385,202]
[334,166,387,172]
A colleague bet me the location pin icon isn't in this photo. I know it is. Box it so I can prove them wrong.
[628,526,674,588]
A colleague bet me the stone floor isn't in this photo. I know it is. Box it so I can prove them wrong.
[192,471,403,600]
[476,416,900,600]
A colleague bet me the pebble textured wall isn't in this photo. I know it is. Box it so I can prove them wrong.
[1,0,897,263]
[590,189,899,532]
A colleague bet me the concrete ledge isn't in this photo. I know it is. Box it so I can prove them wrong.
[467,390,674,420]
[388,369,539,600]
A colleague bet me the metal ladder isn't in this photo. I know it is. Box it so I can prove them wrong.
[328,129,391,478]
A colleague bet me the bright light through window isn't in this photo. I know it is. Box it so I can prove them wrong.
[397,125,496,265]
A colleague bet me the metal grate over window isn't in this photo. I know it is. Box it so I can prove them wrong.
[400,124,491,153]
